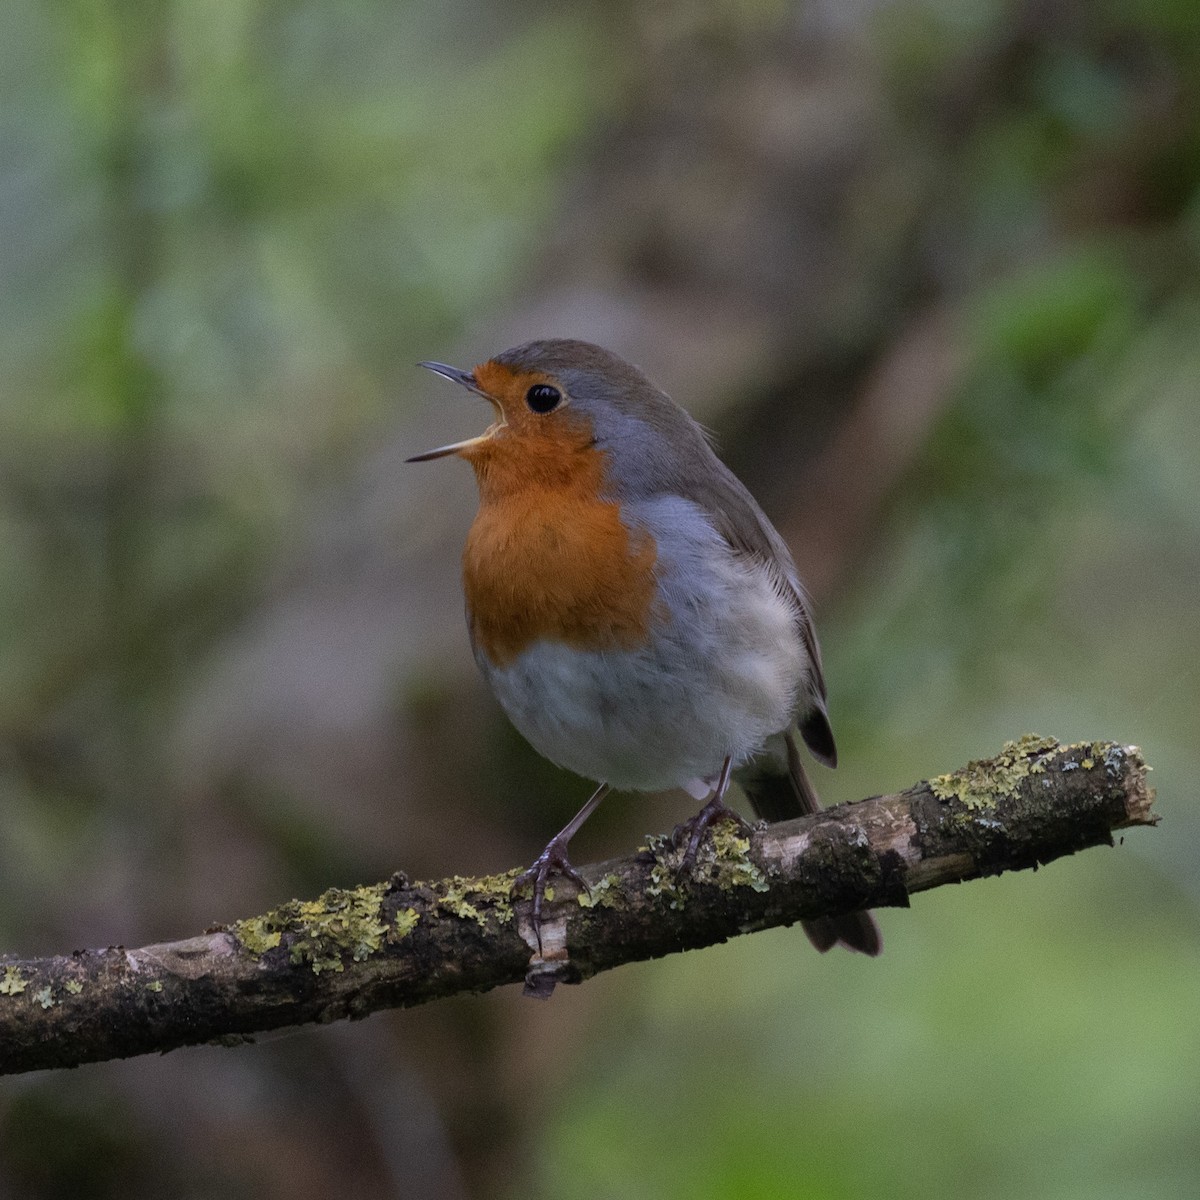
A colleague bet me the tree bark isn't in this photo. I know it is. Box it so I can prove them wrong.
[0,736,1156,1075]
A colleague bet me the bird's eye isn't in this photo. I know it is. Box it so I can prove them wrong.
[525,384,562,414]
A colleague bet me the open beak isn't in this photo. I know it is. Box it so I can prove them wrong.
[416,361,488,396]
[407,361,500,462]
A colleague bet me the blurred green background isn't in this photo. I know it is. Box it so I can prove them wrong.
[2,0,1198,1197]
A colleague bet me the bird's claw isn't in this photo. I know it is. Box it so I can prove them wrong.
[514,836,589,953]
[672,796,752,872]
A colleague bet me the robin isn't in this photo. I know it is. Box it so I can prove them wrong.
[410,339,880,956]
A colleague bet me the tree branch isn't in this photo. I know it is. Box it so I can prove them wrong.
[0,736,1156,1075]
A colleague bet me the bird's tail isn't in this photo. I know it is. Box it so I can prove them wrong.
[737,731,881,957]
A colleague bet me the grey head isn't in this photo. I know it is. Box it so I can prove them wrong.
[491,339,732,506]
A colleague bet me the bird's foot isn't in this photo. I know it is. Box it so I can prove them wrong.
[514,835,589,952]
[672,796,753,872]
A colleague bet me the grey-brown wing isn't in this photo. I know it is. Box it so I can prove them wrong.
[675,452,838,767]
[587,380,836,762]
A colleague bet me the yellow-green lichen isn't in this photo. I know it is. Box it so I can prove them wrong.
[642,833,689,909]
[64,979,83,996]
[232,882,391,974]
[232,915,283,956]
[647,861,687,909]
[394,907,420,937]
[0,966,27,996]
[643,820,771,898]
[705,824,771,893]
[146,980,163,993]
[439,870,522,927]
[930,734,1061,809]
[577,873,621,909]
[441,894,481,926]
[33,985,54,1009]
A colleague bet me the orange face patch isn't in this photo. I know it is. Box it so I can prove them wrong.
[459,363,658,665]
[467,360,569,446]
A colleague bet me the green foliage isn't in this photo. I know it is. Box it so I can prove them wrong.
[2,0,1199,1197]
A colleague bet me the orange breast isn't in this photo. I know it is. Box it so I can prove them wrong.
[461,436,658,667]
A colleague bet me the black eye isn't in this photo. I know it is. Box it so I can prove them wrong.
[525,383,562,414]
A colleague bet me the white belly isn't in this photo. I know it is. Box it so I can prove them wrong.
[475,499,809,793]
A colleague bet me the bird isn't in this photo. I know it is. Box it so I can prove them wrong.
[409,338,880,957]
